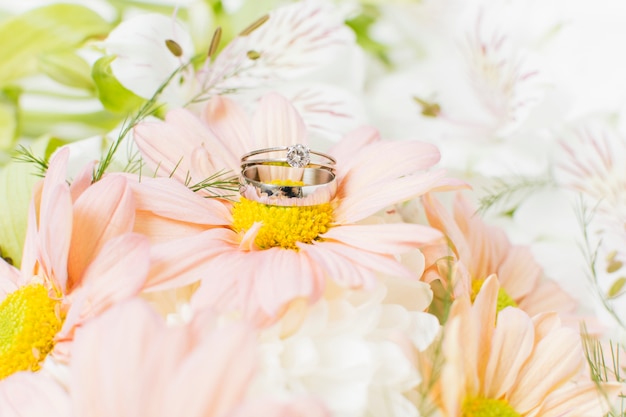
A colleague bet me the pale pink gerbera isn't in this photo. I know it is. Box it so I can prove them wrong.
[0,148,149,379]
[0,298,329,417]
[133,92,461,324]
[421,192,576,317]
[431,275,616,417]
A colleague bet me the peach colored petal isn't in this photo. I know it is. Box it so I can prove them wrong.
[336,169,448,224]
[192,248,323,324]
[299,240,418,285]
[38,183,72,292]
[145,228,235,291]
[37,148,72,290]
[202,95,253,163]
[328,126,380,168]
[162,321,257,417]
[531,312,562,341]
[338,141,440,196]
[496,246,541,299]
[518,280,577,316]
[0,260,20,298]
[127,176,232,226]
[482,307,535,399]
[471,275,498,381]
[537,381,620,417]
[0,371,70,417]
[300,242,377,288]
[251,92,307,149]
[422,193,469,262]
[56,233,149,353]
[70,299,177,417]
[507,327,583,414]
[229,398,330,417]
[320,223,443,254]
[134,108,224,181]
[68,176,135,291]
[69,159,97,202]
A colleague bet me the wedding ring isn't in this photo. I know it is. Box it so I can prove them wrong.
[240,144,336,171]
[240,165,337,206]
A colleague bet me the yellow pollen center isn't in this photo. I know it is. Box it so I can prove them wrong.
[232,193,333,250]
[471,279,517,312]
[462,396,521,417]
[0,284,63,379]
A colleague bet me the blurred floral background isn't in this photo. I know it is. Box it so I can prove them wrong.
[1,0,626,416]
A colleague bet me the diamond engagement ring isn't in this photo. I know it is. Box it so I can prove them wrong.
[239,145,337,206]
[240,144,336,171]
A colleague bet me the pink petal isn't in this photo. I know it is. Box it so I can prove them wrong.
[162,322,257,417]
[127,176,232,226]
[482,307,535,398]
[518,280,577,316]
[335,169,449,224]
[496,246,541,299]
[422,193,471,263]
[337,140,440,194]
[0,261,21,298]
[472,275,499,380]
[321,223,442,254]
[251,93,307,148]
[0,371,70,417]
[67,176,135,290]
[328,126,380,172]
[37,148,72,290]
[57,233,149,347]
[299,240,419,285]
[191,247,323,324]
[538,381,619,417]
[134,108,228,180]
[38,183,72,293]
[507,327,583,413]
[202,95,253,163]
[69,159,97,202]
[145,228,235,291]
[229,398,330,417]
[70,299,173,417]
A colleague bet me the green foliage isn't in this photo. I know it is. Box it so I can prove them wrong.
[92,56,145,114]
[0,4,111,87]
[0,87,20,151]
[0,137,65,267]
[345,5,391,67]
[38,51,95,92]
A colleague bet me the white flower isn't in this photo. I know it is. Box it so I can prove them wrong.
[250,277,439,417]
[102,13,196,104]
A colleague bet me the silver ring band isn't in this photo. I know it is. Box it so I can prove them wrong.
[240,165,337,206]
[240,144,336,169]
[240,158,336,172]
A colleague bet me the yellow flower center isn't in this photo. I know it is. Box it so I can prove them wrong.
[0,284,63,379]
[471,279,517,312]
[462,396,521,417]
[232,191,333,250]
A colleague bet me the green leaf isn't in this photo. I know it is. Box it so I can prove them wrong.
[0,136,63,267]
[0,4,111,86]
[38,51,95,91]
[0,87,20,150]
[92,55,145,114]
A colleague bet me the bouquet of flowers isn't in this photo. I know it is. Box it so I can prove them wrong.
[0,1,625,416]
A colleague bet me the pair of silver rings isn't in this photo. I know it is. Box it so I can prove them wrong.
[239,144,337,206]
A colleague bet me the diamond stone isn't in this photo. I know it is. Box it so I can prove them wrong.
[286,144,310,168]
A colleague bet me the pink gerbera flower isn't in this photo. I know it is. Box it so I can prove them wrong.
[421,192,576,317]
[133,93,462,324]
[431,275,616,417]
[0,148,149,379]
